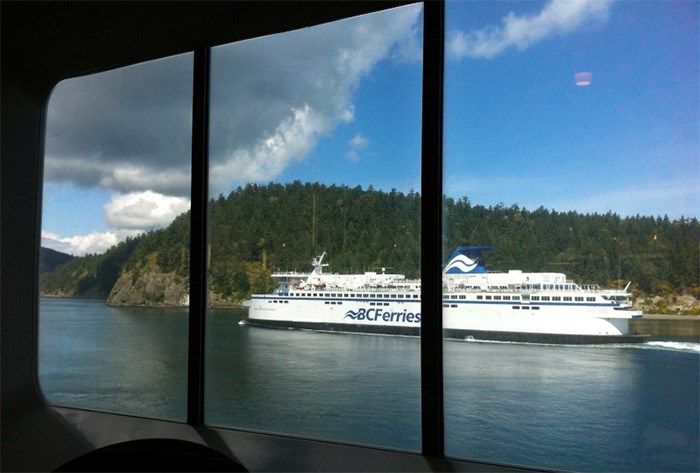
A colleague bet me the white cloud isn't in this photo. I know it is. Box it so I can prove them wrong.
[42,191,191,256]
[346,133,369,161]
[209,104,328,188]
[42,230,122,256]
[349,133,369,150]
[104,191,190,231]
[208,4,423,194]
[44,54,193,196]
[447,0,611,59]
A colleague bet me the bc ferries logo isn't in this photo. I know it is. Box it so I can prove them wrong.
[443,246,492,274]
[345,308,420,324]
[443,254,479,273]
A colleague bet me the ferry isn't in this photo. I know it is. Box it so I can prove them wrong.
[244,247,649,344]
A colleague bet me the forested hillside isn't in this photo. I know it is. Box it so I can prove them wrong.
[40,247,75,273]
[40,182,700,311]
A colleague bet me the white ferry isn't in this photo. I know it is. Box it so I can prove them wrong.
[243,247,649,344]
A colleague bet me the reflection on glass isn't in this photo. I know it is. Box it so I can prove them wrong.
[39,54,193,421]
[205,5,424,450]
[443,1,698,471]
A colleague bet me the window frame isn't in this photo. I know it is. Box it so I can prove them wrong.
[418,0,444,457]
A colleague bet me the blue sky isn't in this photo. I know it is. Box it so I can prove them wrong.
[42,1,698,255]
[444,0,698,217]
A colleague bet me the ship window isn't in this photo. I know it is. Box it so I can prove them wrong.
[564,297,572,302]
[512,306,520,310]
[203,4,422,451]
[443,1,699,471]
[493,296,501,300]
[576,297,584,302]
[39,53,193,421]
[476,295,483,300]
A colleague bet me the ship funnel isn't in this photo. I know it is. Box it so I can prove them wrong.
[443,246,494,274]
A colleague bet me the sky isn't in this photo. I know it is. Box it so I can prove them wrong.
[42,0,699,256]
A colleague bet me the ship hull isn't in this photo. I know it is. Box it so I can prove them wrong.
[245,295,648,344]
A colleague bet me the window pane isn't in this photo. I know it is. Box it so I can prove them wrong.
[39,54,193,421]
[205,5,423,450]
[443,1,699,471]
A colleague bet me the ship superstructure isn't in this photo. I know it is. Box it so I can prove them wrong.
[244,247,647,344]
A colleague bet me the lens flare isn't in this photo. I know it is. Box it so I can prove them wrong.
[575,71,592,86]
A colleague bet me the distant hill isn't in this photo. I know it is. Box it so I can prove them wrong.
[40,247,75,273]
[38,182,700,310]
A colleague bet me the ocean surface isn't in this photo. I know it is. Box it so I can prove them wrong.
[39,298,699,472]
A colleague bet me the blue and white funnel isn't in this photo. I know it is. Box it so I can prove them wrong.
[443,246,494,274]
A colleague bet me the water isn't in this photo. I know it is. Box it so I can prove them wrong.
[39,298,188,419]
[39,298,699,472]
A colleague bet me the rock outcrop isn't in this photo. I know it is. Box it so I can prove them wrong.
[107,268,188,307]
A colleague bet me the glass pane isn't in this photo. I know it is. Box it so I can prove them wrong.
[39,54,193,421]
[443,1,699,471]
[205,5,423,450]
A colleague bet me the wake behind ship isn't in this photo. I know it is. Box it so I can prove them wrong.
[243,247,649,344]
